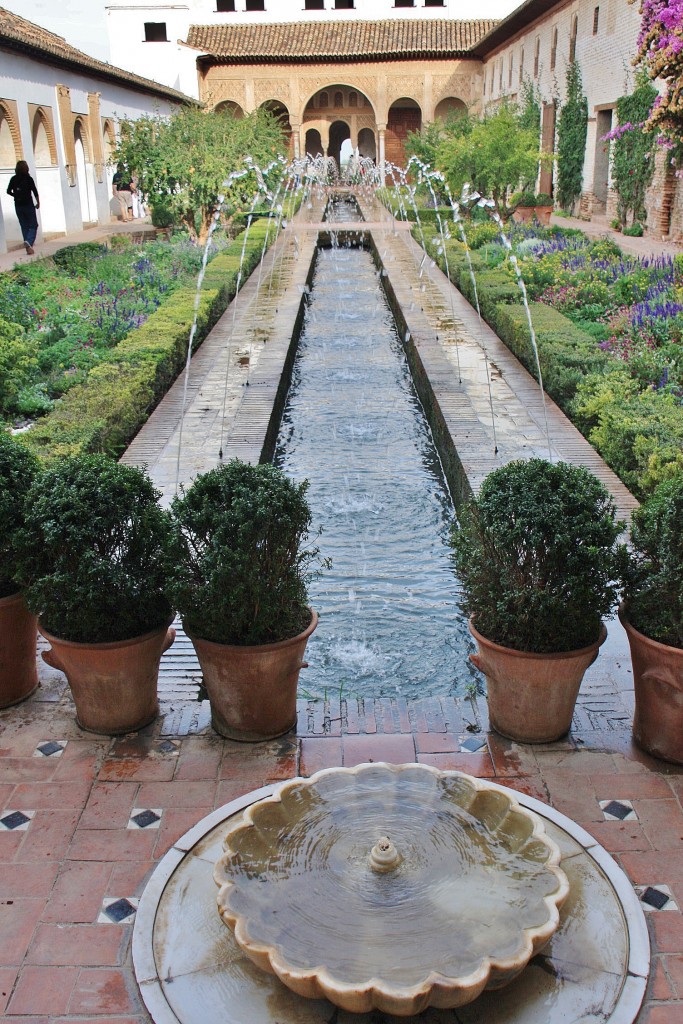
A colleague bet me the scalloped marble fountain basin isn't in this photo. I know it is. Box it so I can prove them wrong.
[214,762,570,1016]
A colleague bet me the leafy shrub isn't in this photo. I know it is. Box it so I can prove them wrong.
[15,455,171,643]
[459,270,521,328]
[167,461,325,645]
[494,303,608,411]
[535,193,553,206]
[52,243,108,276]
[611,218,623,232]
[0,319,39,417]
[623,222,644,237]
[511,191,537,207]
[151,200,175,229]
[465,222,501,249]
[572,369,683,497]
[624,475,683,648]
[451,458,625,653]
[0,433,40,597]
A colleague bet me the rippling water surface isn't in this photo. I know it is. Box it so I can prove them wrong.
[275,242,472,699]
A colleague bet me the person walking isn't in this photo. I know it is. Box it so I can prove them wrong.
[112,164,134,222]
[6,160,40,255]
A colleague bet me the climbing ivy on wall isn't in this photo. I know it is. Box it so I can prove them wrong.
[611,77,659,226]
[556,62,588,212]
[518,78,541,137]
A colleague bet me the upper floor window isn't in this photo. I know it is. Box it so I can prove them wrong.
[593,6,600,34]
[334,0,354,8]
[216,0,235,10]
[498,61,503,91]
[245,0,265,10]
[319,91,329,108]
[334,91,343,106]
[550,26,558,71]
[424,0,445,5]
[144,22,167,41]
[534,36,540,77]
[395,0,415,6]
[305,0,324,8]
[508,54,513,88]
[569,15,578,61]
[349,91,358,106]
[519,46,524,85]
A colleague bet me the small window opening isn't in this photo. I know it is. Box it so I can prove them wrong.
[144,22,168,42]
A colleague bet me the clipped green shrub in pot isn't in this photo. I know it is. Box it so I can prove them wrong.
[451,459,626,742]
[14,455,175,734]
[166,460,326,741]
[619,476,683,763]
[0,433,41,708]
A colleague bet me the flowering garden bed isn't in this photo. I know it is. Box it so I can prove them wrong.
[419,220,683,498]
[0,221,277,461]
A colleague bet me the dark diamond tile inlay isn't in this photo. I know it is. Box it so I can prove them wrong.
[1,811,30,830]
[602,800,632,821]
[38,741,63,757]
[131,809,161,829]
[460,736,486,753]
[641,887,670,910]
[104,898,137,923]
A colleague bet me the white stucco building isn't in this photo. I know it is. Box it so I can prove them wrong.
[0,7,192,254]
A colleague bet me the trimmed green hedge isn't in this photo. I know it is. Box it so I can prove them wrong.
[459,271,519,328]
[494,303,609,413]
[21,219,276,462]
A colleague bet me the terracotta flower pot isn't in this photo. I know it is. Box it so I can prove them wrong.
[469,618,607,743]
[512,206,535,224]
[40,620,175,735]
[535,205,553,226]
[618,605,683,765]
[0,591,38,709]
[187,609,318,742]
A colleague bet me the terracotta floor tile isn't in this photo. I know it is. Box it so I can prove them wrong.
[7,964,78,1015]
[580,820,652,854]
[620,851,683,887]
[174,738,222,780]
[640,1003,683,1023]
[11,780,91,809]
[53,1017,142,1024]
[68,967,141,1015]
[0,966,18,1014]
[16,809,80,862]
[107,860,155,899]
[342,733,416,766]
[486,733,538,777]
[80,782,139,830]
[41,861,112,924]
[67,828,157,863]
[153,807,214,858]
[664,954,683,998]
[416,751,495,776]
[497,776,550,803]
[0,783,16,805]
[0,757,54,783]
[215,775,275,808]
[0,861,59,899]
[0,897,44,965]
[98,755,176,783]
[653,913,683,955]
[136,779,217,808]
[649,957,677,1001]
[27,924,125,967]
[590,772,676,801]
[299,737,342,775]
[414,732,461,754]
[542,770,601,823]
[634,800,683,851]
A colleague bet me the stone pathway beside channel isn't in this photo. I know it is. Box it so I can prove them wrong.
[0,194,681,1023]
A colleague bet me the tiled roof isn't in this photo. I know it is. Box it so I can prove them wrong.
[0,6,193,103]
[187,19,497,63]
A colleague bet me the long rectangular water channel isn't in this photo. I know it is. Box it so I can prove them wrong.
[275,239,473,701]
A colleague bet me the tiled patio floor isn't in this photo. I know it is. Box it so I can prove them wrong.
[1,673,682,1023]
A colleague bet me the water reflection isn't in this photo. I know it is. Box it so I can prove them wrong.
[275,245,470,699]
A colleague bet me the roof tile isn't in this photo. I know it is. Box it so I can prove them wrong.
[187,19,497,62]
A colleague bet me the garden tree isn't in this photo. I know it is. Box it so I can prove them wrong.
[556,61,588,212]
[436,104,541,221]
[113,106,287,244]
[611,75,659,226]
[635,0,683,141]
[405,112,471,171]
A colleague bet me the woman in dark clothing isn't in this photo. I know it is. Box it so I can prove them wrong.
[6,160,40,255]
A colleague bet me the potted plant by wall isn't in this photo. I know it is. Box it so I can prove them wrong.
[14,455,175,734]
[533,193,554,226]
[0,434,40,709]
[619,476,683,764]
[451,459,625,743]
[166,459,324,742]
[511,191,538,223]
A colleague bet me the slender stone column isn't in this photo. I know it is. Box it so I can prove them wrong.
[378,124,386,183]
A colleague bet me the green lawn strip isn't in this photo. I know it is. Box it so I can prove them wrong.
[20,219,275,462]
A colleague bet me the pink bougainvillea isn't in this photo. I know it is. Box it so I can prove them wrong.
[636,0,683,138]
